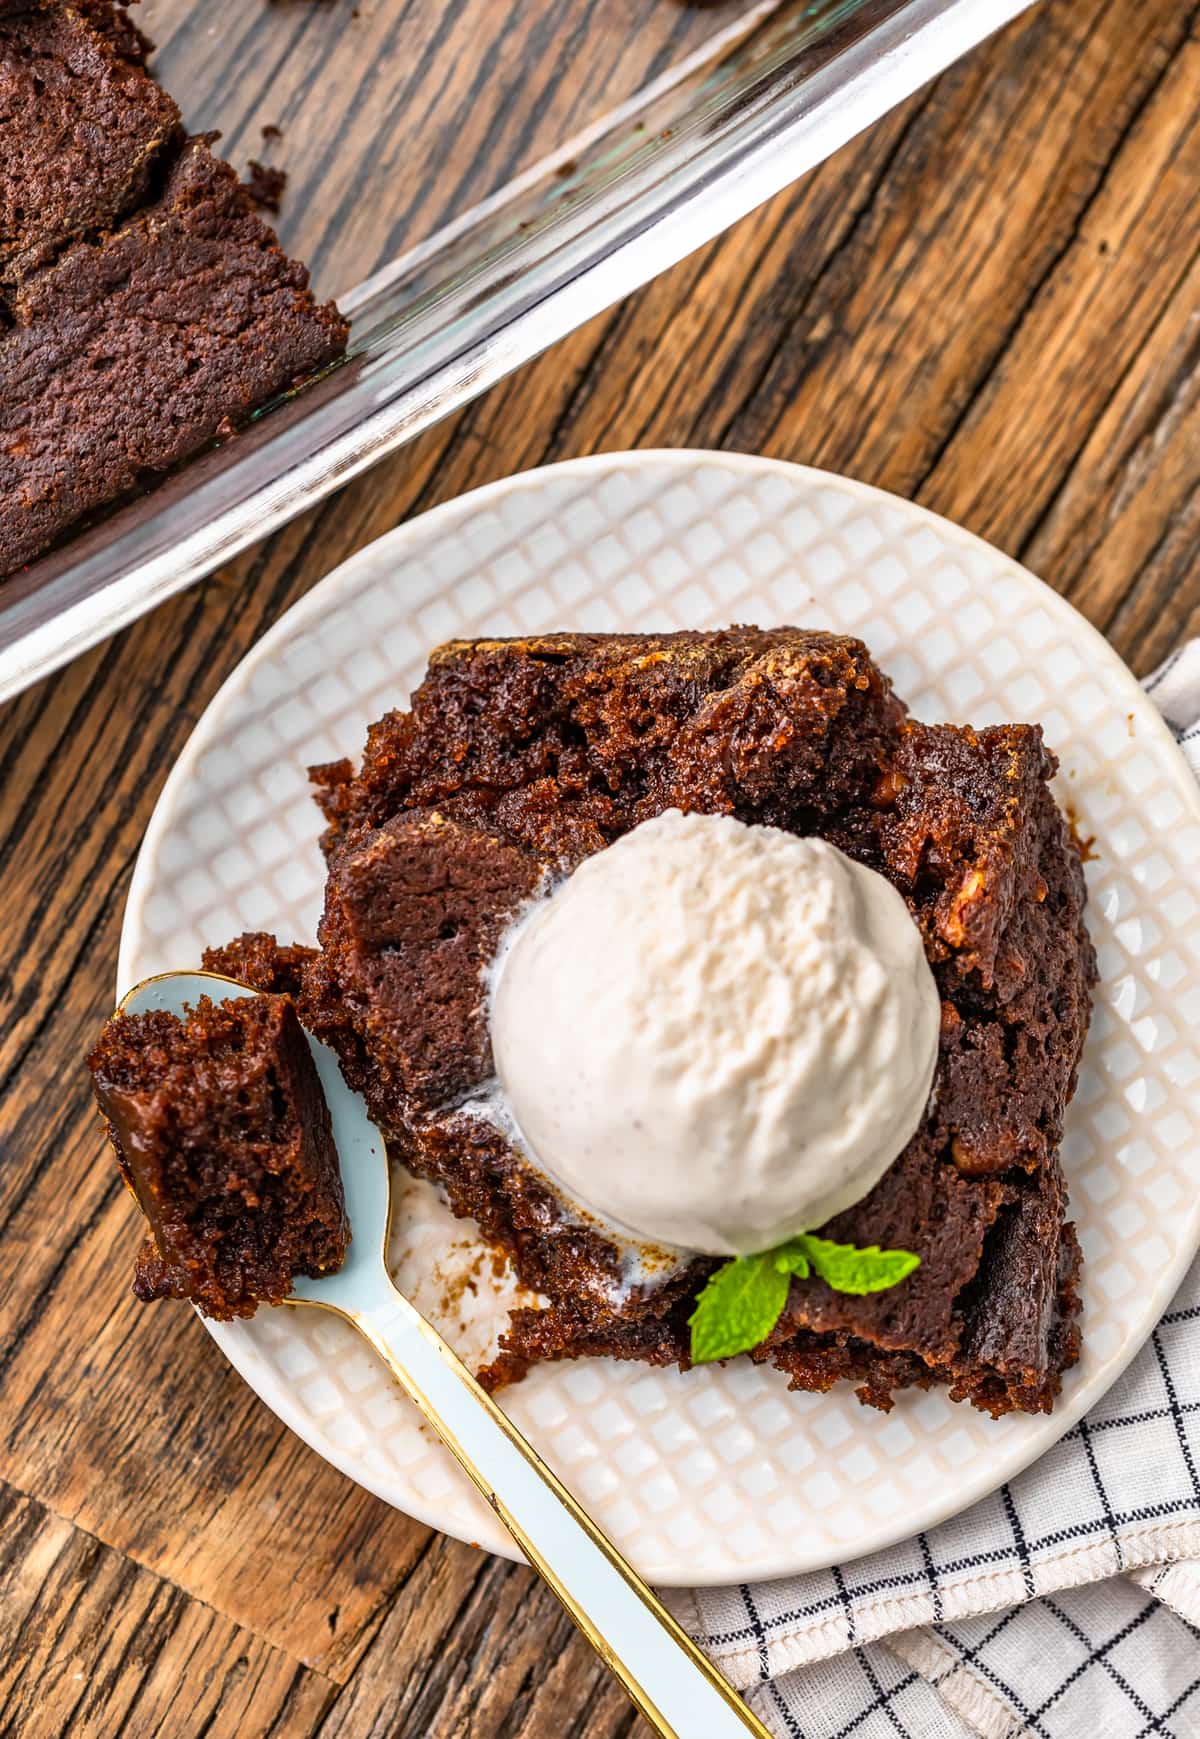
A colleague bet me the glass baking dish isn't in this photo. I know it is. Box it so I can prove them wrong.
[0,0,1033,702]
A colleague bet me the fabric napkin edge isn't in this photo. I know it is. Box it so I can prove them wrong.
[677,1517,1200,1690]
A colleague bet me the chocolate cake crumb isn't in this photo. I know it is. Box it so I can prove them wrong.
[242,158,287,214]
[202,932,318,996]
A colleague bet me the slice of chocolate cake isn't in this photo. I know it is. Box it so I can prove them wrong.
[0,136,348,575]
[209,628,1094,1416]
[0,2,178,289]
[89,992,349,1319]
[0,0,348,578]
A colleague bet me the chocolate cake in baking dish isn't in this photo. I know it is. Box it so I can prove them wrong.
[0,2,347,576]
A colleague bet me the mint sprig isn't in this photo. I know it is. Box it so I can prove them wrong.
[773,1234,921,1296]
[688,1234,920,1365]
[688,1254,791,1364]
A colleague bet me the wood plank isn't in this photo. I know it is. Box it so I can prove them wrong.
[138,0,758,295]
[361,0,1197,571]
[315,1541,652,1739]
[1057,265,1200,675]
[0,1482,333,1738]
[659,0,1189,481]
[921,30,1200,670]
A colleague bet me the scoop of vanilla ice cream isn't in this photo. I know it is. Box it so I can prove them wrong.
[490,809,940,1258]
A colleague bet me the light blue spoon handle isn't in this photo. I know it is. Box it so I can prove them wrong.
[345,1270,769,1739]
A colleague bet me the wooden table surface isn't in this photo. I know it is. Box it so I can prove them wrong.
[3,0,1200,1732]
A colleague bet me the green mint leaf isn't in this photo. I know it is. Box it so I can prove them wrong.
[794,1234,920,1295]
[688,1233,920,1366]
[688,1253,790,1364]
[772,1241,811,1280]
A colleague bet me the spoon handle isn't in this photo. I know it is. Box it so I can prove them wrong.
[348,1277,771,1739]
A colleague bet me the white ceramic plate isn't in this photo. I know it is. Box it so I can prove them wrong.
[119,451,1200,1586]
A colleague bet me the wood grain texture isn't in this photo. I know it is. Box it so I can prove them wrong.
[3,0,1200,1732]
[0,1485,333,1739]
[138,0,759,296]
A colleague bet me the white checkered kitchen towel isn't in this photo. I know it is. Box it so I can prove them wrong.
[680,645,1200,1739]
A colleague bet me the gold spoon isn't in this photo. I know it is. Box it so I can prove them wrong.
[119,970,773,1739]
